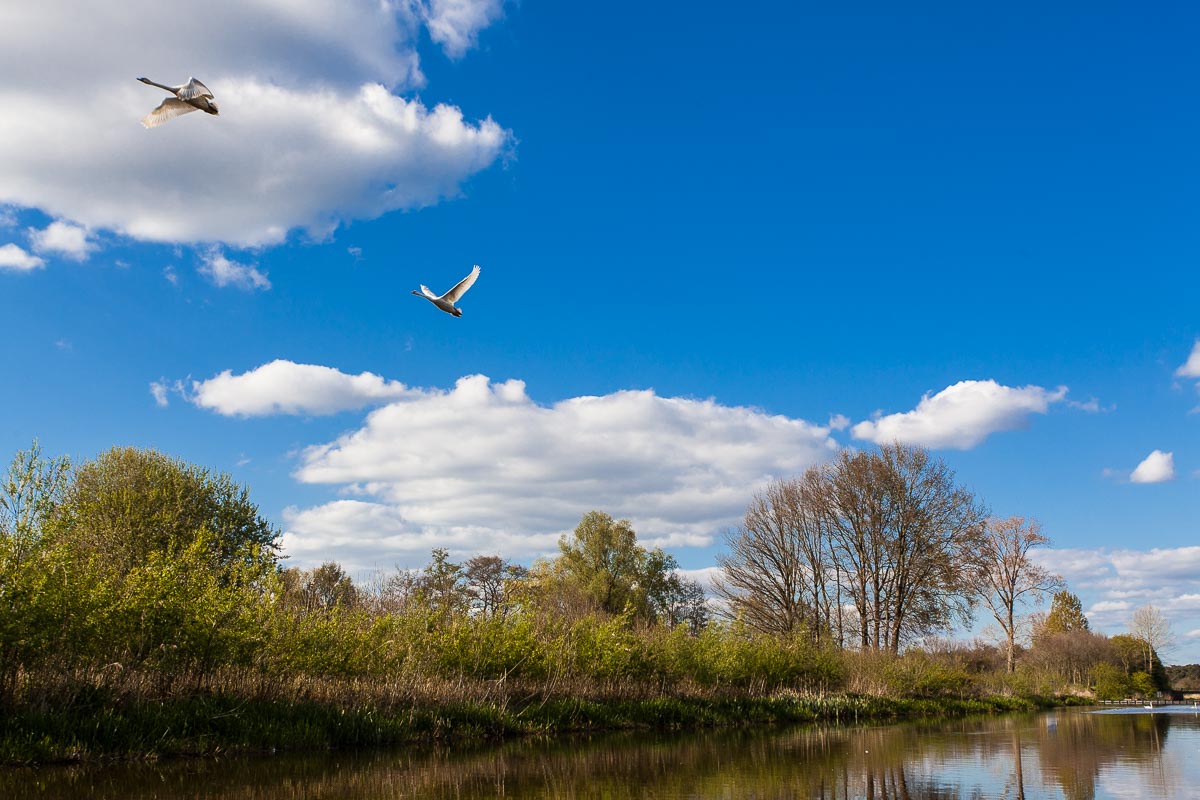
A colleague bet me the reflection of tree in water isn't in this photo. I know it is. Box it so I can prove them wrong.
[2,712,1196,799]
[1034,712,1182,800]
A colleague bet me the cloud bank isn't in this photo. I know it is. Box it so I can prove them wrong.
[851,380,1068,450]
[188,364,840,571]
[0,1,511,249]
[1038,546,1200,653]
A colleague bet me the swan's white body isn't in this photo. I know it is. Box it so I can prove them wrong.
[138,77,219,128]
[412,265,480,317]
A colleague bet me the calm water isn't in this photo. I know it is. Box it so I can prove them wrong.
[5,707,1200,799]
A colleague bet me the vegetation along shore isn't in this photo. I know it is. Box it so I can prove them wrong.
[0,442,1168,763]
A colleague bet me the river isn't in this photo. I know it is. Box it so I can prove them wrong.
[3,706,1199,798]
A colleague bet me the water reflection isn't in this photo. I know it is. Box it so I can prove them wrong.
[4,709,1200,799]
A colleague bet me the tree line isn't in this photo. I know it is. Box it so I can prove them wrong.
[0,439,1176,709]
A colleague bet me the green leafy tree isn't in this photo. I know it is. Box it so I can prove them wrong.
[416,548,469,618]
[1040,591,1089,635]
[0,442,73,691]
[1091,662,1131,701]
[558,511,648,617]
[54,446,280,575]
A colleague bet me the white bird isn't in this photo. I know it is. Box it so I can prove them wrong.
[412,265,480,317]
[138,77,219,128]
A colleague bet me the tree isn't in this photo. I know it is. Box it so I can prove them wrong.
[1129,604,1173,676]
[54,446,279,575]
[557,511,648,617]
[0,439,71,564]
[415,548,468,618]
[281,562,358,612]
[815,444,986,652]
[640,547,709,632]
[464,554,527,618]
[975,516,1063,673]
[555,511,705,626]
[1039,591,1089,636]
[714,476,829,639]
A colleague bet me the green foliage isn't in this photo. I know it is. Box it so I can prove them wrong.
[882,653,972,698]
[54,446,279,575]
[1041,591,1089,635]
[1130,671,1157,698]
[0,444,1104,762]
[1091,662,1131,701]
[558,511,649,617]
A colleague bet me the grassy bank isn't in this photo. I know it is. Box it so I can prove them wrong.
[0,671,1067,764]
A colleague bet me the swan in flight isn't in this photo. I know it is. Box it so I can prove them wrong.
[138,77,219,128]
[412,265,480,317]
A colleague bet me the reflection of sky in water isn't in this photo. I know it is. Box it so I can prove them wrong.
[4,709,1200,799]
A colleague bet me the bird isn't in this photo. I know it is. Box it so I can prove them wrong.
[138,77,219,128]
[412,265,480,317]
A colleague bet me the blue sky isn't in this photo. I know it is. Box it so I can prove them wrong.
[2,2,1198,659]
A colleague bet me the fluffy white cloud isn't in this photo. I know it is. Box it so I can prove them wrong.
[0,243,44,272]
[850,380,1068,450]
[1176,340,1200,379]
[191,359,417,417]
[1130,450,1175,484]
[206,370,842,571]
[29,221,93,261]
[424,0,506,58]
[0,1,511,248]
[199,251,270,291]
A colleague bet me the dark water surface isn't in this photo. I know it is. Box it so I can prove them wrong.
[5,707,1200,799]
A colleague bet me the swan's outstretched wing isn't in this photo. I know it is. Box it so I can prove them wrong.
[179,78,213,101]
[442,265,480,303]
[141,98,198,128]
[418,285,439,300]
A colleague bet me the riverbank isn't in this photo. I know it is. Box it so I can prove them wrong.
[0,677,1075,765]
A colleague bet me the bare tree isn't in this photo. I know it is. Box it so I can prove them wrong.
[714,444,986,652]
[976,516,1063,672]
[1129,604,1173,674]
[714,478,817,637]
[817,444,987,653]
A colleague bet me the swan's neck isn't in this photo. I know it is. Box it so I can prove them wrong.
[138,77,175,93]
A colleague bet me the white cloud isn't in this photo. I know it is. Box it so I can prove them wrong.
[0,2,511,248]
[150,381,170,408]
[0,243,44,272]
[423,0,506,58]
[203,370,842,571]
[1176,340,1200,379]
[1088,600,1131,614]
[1187,629,1200,640]
[1130,450,1175,484]
[199,250,271,291]
[29,221,93,261]
[191,359,418,417]
[850,380,1068,450]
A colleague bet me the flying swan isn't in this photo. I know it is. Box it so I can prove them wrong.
[412,265,481,317]
[138,77,219,128]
